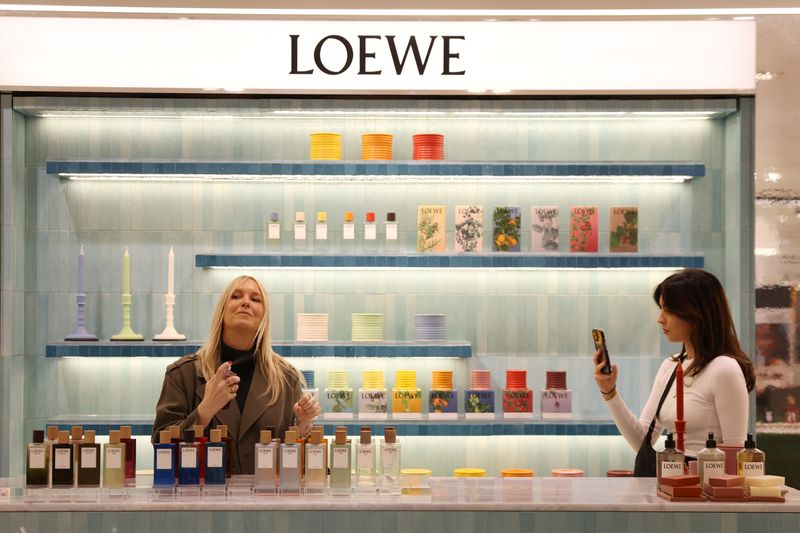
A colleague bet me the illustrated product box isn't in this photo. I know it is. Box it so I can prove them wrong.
[540,389,572,420]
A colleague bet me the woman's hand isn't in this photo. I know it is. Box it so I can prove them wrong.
[293,392,320,435]
[197,362,240,426]
[593,349,619,400]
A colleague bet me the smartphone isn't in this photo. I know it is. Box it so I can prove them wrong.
[592,328,613,375]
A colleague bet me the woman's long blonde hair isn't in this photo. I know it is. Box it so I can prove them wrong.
[196,275,302,407]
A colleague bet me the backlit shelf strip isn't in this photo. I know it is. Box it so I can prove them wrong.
[44,417,620,437]
[47,161,705,183]
[45,341,472,358]
[196,254,704,270]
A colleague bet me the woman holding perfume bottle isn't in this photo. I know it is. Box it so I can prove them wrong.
[152,275,320,474]
[593,269,755,460]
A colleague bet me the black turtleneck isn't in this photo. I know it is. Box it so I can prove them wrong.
[220,341,257,414]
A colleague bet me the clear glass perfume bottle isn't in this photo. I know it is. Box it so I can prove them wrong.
[279,429,301,495]
[254,429,278,493]
[697,432,726,486]
[304,429,327,495]
[153,430,177,488]
[293,211,307,251]
[267,212,281,250]
[384,212,398,252]
[315,211,329,253]
[355,427,376,492]
[45,426,58,486]
[342,211,356,251]
[26,429,48,487]
[364,212,377,252]
[329,426,352,494]
[656,433,685,483]
[103,429,126,488]
[737,433,765,477]
[76,430,101,488]
[379,427,401,494]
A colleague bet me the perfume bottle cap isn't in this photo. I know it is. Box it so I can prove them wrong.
[317,211,327,223]
[285,430,297,443]
[344,211,354,222]
[32,430,44,444]
[210,429,222,443]
[169,425,181,440]
[360,427,371,445]
[119,426,132,439]
[260,429,272,444]
[706,432,717,448]
[183,429,196,443]
[159,430,172,445]
[384,427,397,444]
[218,425,228,439]
[295,211,305,223]
[309,429,323,445]
[265,426,277,441]
[193,424,204,438]
[270,212,280,222]
[109,430,121,445]
[366,212,375,222]
[71,426,83,441]
[386,212,396,222]
[744,433,755,449]
[84,430,96,444]
[47,426,59,441]
[57,430,70,445]
[664,433,676,449]
[289,425,299,436]
[335,426,348,445]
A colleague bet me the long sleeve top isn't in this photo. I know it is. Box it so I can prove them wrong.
[605,354,749,457]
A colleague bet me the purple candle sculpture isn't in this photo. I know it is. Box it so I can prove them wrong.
[65,244,98,341]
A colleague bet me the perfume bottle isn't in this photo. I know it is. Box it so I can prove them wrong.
[384,212,398,251]
[324,370,354,419]
[153,430,177,488]
[51,430,74,487]
[697,432,726,486]
[26,430,48,487]
[217,424,233,479]
[119,425,137,481]
[355,427,376,491]
[267,212,281,249]
[342,211,356,246]
[465,369,495,420]
[304,429,327,495]
[359,370,388,420]
[329,427,352,494]
[364,212,377,251]
[70,426,84,470]
[192,424,208,481]
[279,429,301,495]
[178,428,200,486]
[103,430,126,488]
[45,426,59,485]
[379,427,401,494]
[169,425,182,480]
[315,211,329,252]
[737,433,765,477]
[429,370,458,419]
[293,211,307,250]
[502,369,534,419]
[76,430,101,487]
[205,429,227,486]
[254,429,278,492]
[656,433,685,483]
[392,370,422,419]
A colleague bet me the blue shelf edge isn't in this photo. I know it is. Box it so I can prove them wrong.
[47,160,706,178]
[196,254,704,269]
[45,342,472,358]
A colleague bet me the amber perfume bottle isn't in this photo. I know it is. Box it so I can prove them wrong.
[737,433,766,477]
[76,430,101,487]
[51,430,75,487]
[119,425,137,481]
[103,430,126,488]
[26,429,48,487]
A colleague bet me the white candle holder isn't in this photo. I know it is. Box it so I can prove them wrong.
[154,293,186,341]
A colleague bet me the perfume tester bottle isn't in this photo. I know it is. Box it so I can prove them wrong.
[254,429,278,493]
[267,212,281,249]
[384,212,398,251]
[204,429,227,486]
[364,212,377,251]
[119,425,137,482]
[379,427,401,494]
[355,427,376,491]
[153,430,177,488]
[315,211,329,252]
[293,211,307,250]
[342,211,356,248]
[51,430,75,488]
[76,430,101,487]
[26,430,48,487]
[279,429,301,495]
[178,428,200,486]
[737,433,766,477]
[304,429,327,495]
[217,424,233,479]
[656,433,685,483]
[329,427,352,494]
[103,430,126,488]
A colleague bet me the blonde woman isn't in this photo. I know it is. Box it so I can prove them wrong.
[152,275,319,474]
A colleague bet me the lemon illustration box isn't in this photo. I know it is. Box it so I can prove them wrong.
[392,370,422,419]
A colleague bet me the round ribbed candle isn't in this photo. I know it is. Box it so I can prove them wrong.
[551,468,583,477]
[395,370,417,389]
[363,370,385,389]
[328,370,349,389]
[501,469,534,478]
[470,370,491,390]
[301,370,315,389]
[453,468,485,478]
[506,370,527,390]
[432,370,453,390]
[545,371,567,390]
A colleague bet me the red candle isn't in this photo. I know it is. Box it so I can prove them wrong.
[675,359,686,452]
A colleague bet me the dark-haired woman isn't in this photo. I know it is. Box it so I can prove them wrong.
[594,269,755,457]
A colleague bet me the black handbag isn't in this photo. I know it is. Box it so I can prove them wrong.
[633,357,683,477]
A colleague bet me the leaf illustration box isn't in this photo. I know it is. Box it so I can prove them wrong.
[358,389,388,420]
[323,388,354,419]
[493,206,522,252]
[531,206,559,252]
[392,388,423,419]
[464,389,496,420]
[610,206,638,253]
[455,205,484,252]
[569,206,598,252]
[417,205,446,252]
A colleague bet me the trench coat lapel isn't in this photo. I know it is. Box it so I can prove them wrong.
[239,368,269,440]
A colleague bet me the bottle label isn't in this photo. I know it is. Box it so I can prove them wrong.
[702,460,725,483]
[382,447,397,468]
[80,447,97,469]
[333,447,349,469]
[343,223,355,240]
[29,447,45,469]
[316,224,328,240]
[357,447,373,469]
[743,462,765,477]
[208,446,223,468]
[54,448,71,470]
[268,223,281,240]
[294,224,306,240]
[156,448,173,470]
[282,446,298,469]
[386,223,398,241]
[106,446,122,469]
[307,447,324,470]
[365,224,377,240]
[257,446,274,469]
[661,461,685,478]
[180,447,197,469]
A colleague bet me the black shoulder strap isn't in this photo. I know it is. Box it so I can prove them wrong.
[645,352,685,437]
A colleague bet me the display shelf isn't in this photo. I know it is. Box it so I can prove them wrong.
[44,416,620,437]
[45,341,472,358]
[196,253,705,269]
[46,160,705,183]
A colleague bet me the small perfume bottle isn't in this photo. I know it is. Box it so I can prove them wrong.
[342,211,356,245]
[656,433,685,483]
[45,426,59,486]
[205,429,227,486]
[76,430,101,487]
[315,211,328,252]
[737,433,766,477]
[465,370,495,420]
[26,429,48,487]
[364,212,377,251]
[384,212,398,251]
[267,212,281,249]
[429,370,458,420]
[279,429,301,495]
[304,429,327,495]
[169,425,182,480]
[329,427,352,494]
[178,428,201,486]
[254,429,278,492]
[192,424,208,482]
[392,370,422,419]
[324,370,354,419]
[502,370,533,419]
[355,427,376,491]
[697,432,726,486]
[119,425,137,482]
[379,427,401,494]
[359,370,388,420]
[217,424,233,479]
[103,430,126,488]
[51,430,75,488]
[293,211,307,249]
[153,430,177,488]
[70,426,84,470]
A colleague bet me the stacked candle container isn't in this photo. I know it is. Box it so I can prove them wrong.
[412,133,444,160]
[542,370,572,420]
[503,370,533,419]
[465,370,495,419]
[362,133,393,160]
[310,132,342,160]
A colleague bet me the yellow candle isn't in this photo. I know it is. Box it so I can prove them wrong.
[123,246,130,294]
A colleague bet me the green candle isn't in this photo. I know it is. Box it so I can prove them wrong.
[123,247,130,294]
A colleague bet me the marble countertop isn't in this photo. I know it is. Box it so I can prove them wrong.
[1,477,797,513]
